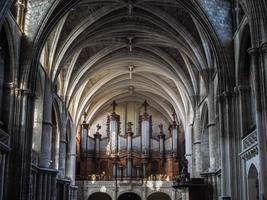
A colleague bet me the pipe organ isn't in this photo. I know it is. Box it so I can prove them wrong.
[77,101,184,181]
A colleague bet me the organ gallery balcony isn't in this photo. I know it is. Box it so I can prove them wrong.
[240,130,258,161]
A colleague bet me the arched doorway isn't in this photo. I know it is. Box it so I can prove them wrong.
[88,192,112,200]
[248,164,259,200]
[147,192,171,200]
[118,192,141,200]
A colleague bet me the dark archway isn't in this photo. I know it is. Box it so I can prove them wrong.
[88,192,112,200]
[248,164,259,200]
[118,192,141,200]
[147,192,171,200]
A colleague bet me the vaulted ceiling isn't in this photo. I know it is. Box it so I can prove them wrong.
[40,0,217,126]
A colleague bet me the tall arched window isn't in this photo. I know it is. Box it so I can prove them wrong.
[248,164,259,200]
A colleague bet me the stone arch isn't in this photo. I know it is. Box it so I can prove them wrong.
[118,192,141,200]
[88,192,112,200]
[247,164,259,200]
[0,18,16,131]
[147,192,171,200]
[237,23,256,136]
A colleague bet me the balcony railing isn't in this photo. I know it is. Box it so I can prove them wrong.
[0,129,9,151]
[240,130,258,160]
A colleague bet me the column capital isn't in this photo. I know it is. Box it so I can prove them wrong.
[3,82,17,93]
[216,94,224,103]
[15,87,33,97]
[200,68,216,81]
[94,132,102,139]
[247,47,260,56]
[234,85,250,94]
[207,123,216,128]
[261,42,267,54]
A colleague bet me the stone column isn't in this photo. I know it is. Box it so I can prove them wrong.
[171,112,179,158]
[185,124,193,175]
[193,109,202,177]
[218,92,233,199]
[39,78,53,168]
[158,124,165,159]
[110,101,119,155]
[58,108,67,178]
[94,125,102,159]
[248,47,267,200]
[81,113,88,155]
[0,47,4,120]
[208,78,217,172]
[234,85,250,200]
[66,123,77,183]
[141,101,150,155]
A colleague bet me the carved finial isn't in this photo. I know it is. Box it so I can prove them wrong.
[96,124,101,132]
[172,112,177,122]
[112,101,117,113]
[143,100,149,113]
[127,122,133,132]
[159,124,163,133]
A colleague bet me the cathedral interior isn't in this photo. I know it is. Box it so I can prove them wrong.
[0,0,266,200]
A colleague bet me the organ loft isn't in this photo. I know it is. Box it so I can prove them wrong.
[76,101,184,182]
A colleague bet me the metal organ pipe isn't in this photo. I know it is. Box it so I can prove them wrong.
[110,101,119,155]
[141,101,150,155]
[94,124,102,158]
[126,122,133,178]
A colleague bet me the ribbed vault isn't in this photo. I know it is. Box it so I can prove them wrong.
[40,0,218,127]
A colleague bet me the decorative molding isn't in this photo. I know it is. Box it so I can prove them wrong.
[240,130,258,161]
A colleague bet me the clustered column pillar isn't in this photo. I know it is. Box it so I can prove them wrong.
[248,47,267,200]
[185,124,193,175]
[208,76,217,172]
[193,108,202,177]
[58,108,67,178]
[39,78,53,168]
[171,112,179,158]
[0,47,4,119]
[66,124,77,183]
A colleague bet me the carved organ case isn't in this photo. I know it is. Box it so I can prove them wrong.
[76,101,185,181]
